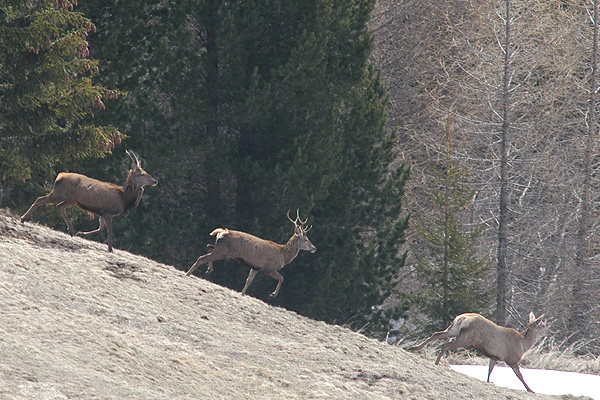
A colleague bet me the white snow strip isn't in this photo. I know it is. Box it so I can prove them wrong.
[451,364,600,399]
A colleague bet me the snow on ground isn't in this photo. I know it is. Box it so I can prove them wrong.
[451,365,600,399]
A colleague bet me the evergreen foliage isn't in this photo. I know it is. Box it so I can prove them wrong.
[76,0,410,333]
[0,0,121,190]
[412,117,492,333]
[2,0,410,336]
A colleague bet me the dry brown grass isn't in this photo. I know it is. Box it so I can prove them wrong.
[0,209,575,399]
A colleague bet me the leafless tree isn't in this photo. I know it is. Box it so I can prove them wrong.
[370,0,600,346]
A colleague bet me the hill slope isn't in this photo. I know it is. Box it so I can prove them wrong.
[0,209,556,400]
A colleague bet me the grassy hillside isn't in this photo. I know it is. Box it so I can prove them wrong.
[0,209,560,400]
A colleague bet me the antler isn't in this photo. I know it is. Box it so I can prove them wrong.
[286,209,295,224]
[287,209,311,232]
[125,150,141,168]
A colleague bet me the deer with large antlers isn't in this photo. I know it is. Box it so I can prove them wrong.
[410,312,547,392]
[20,150,158,252]
[185,209,317,298]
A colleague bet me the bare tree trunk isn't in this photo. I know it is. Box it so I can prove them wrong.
[571,0,599,338]
[443,111,451,326]
[496,0,512,326]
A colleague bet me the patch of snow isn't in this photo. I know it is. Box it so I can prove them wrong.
[451,364,600,399]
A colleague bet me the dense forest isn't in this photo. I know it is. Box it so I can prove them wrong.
[1,0,599,351]
[1,0,409,339]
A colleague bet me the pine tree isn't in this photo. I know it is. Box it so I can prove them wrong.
[214,0,410,331]
[0,0,121,200]
[413,115,493,333]
[75,0,409,335]
[76,0,227,259]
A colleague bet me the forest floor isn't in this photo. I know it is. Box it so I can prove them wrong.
[0,209,589,400]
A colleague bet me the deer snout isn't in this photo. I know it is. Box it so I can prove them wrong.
[145,176,158,186]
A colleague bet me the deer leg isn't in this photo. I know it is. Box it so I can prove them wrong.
[76,216,106,238]
[76,215,114,252]
[486,359,497,382]
[241,269,259,295]
[265,271,284,299]
[20,194,55,223]
[186,252,221,276]
[509,363,533,393]
[410,327,456,351]
[205,244,215,275]
[57,201,76,235]
[202,245,247,275]
[434,339,465,365]
[104,215,114,252]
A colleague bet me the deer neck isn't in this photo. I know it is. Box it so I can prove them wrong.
[122,170,144,211]
[282,235,301,265]
[520,324,537,350]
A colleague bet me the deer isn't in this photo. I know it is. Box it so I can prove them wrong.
[410,312,547,393]
[20,150,158,252]
[185,209,317,298]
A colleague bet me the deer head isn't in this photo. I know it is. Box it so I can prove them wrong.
[126,150,158,189]
[287,209,316,253]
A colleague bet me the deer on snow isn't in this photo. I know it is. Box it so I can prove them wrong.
[185,209,317,298]
[20,150,158,252]
[410,312,547,393]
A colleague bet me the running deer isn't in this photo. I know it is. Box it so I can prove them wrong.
[410,312,547,392]
[20,150,158,252]
[185,209,317,298]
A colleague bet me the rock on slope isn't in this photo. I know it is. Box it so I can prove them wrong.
[0,209,553,400]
